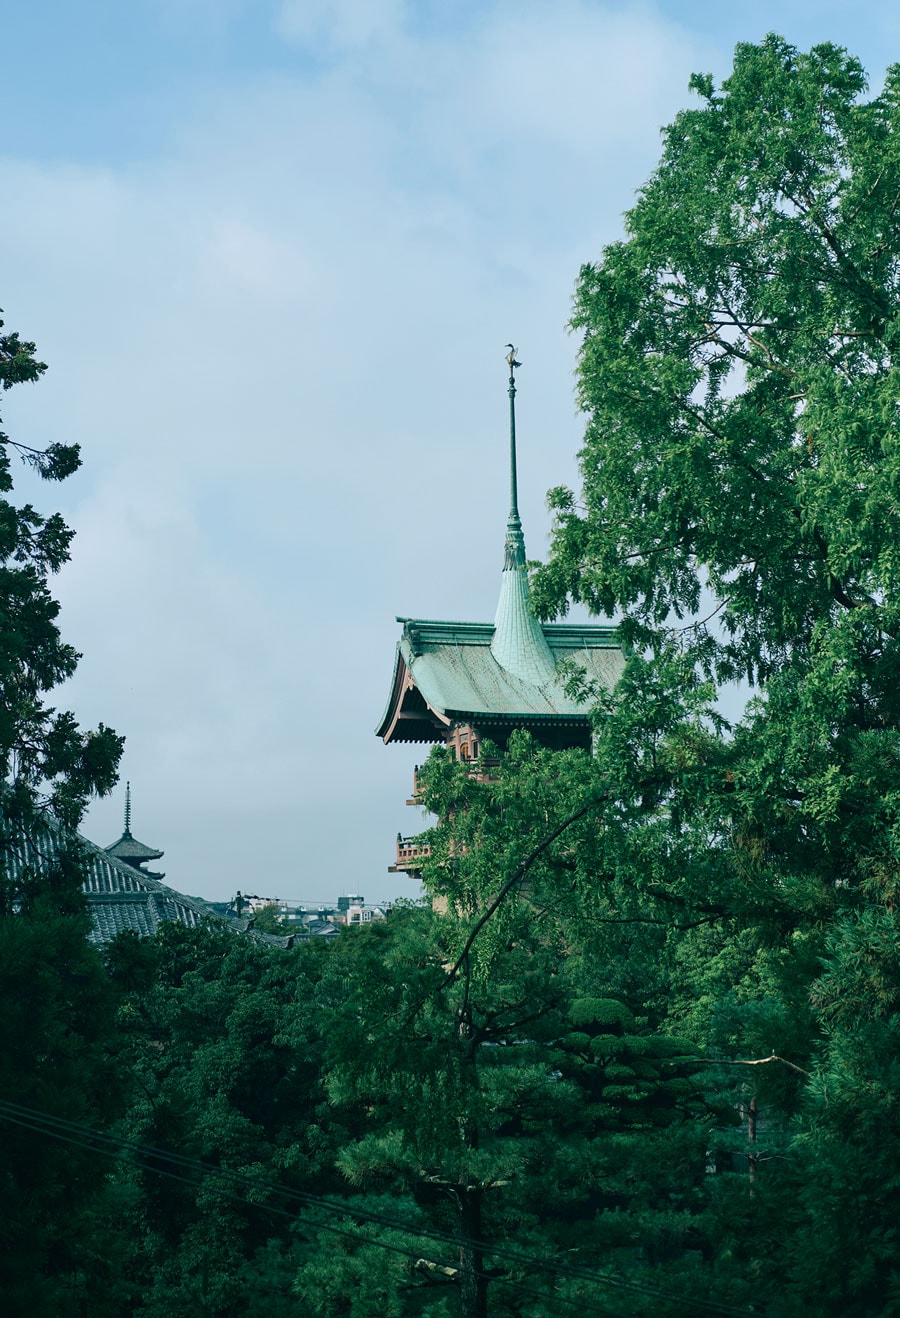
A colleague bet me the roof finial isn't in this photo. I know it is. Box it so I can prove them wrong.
[505,344,521,520]
[490,346,557,684]
[501,345,525,572]
[124,781,132,837]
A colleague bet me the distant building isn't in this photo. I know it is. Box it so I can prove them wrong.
[222,891,389,935]
[6,817,211,946]
[306,918,339,938]
[336,894,388,925]
[376,350,626,876]
[7,786,393,951]
[104,781,165,880]
[3,784,294,949]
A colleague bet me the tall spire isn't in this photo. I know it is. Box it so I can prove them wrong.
[106,780,165,875]
[490,347,557,684]
[507,344,520,523]
[501,345,525,571]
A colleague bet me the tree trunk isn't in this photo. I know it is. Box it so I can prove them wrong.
[458,1185,487,1318]
[747,1094,757,1195]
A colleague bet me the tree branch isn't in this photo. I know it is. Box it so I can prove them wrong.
[676,1053,810,1077]
[440,795,610,990]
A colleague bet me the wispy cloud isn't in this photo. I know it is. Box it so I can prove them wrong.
[0,2,745,900]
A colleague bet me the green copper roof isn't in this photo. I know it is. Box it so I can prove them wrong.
[490,511,557,684]
[376,618,624,741]
[406,618,621,717]
[375,347,626,743]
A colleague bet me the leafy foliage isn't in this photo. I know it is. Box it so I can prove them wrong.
[0,316,122,834]
[0,312,125,1314]
[524,34,900,1315]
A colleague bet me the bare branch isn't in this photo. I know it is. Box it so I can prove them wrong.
[440,795,610,990]
[676,1053,810,1077]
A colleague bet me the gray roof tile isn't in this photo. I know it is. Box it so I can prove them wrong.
[3,818,285,948]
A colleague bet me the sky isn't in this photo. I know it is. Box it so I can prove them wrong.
[1,0,898,905]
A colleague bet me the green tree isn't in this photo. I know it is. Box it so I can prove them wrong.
[106,923,339,1317]
[0,312,124,1314]
[300,785,734,1318]
[527,34,900,1315]
[0,317,121,835]
[409,738,757,1316]
[250,902,292,934]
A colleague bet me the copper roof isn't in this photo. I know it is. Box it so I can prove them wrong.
[376,618,625,743]
[377,352,625,743]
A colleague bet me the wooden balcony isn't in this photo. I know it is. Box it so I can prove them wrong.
[389,833,432,874]
[406,758,500,805]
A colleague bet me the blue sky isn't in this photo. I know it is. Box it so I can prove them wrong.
[5,0,897,169]
[1,1,897,903]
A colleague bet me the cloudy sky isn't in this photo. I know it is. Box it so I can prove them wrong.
[1,1,897,904]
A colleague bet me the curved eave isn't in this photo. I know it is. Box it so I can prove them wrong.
[375,646,450,744]
[444,710,592,726]
[106,835,164,862]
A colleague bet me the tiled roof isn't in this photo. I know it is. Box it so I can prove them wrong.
[104,831,164,863]
[80,848,209,945]
[306,918,340,936]
[376,451,625,743]
[4,821,294,949]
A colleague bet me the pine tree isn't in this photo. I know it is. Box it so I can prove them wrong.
[0,312,124,1314]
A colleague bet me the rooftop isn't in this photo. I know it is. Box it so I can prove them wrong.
[377,347,625,744]
[104,781,165,871]
[3,816,294,949]
[377,618,624,743]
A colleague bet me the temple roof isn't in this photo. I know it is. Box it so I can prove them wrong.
[376,617,624,743]
[104,781,165,874]
[105,833,164,864]
[376,347,625,745]
[490,509,558,684]
[3,817,293,949]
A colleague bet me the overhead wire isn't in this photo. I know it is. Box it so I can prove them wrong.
[0,1100,626,1318]
[0,1097,755,1317]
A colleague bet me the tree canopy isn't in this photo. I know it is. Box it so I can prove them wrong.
[536,35,900,679]
[522,33,900,1316]
[0,313,125,1314]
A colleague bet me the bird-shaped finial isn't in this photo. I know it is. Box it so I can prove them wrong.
[505,344,521,373]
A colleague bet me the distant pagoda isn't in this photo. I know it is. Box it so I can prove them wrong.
[105,781,165,881]
[376,348,625,875]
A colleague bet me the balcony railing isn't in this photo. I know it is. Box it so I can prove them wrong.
[407,758,501,805]
[389,833,432,874]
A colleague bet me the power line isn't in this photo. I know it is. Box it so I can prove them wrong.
[0,1102,619,1317]
[0,1098,755,1316]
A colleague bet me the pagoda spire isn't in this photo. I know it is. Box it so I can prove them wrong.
[490,347,557,684]
[105,781,165,878]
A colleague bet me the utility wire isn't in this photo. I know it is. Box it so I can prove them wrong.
[0,1101,626,1318]
[0,1097,755,1317]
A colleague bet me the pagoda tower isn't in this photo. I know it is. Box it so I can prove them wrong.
[104,781,165,881]
[376,349,625,875]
